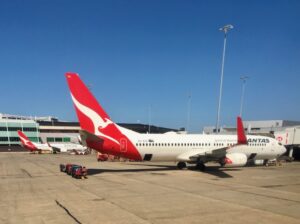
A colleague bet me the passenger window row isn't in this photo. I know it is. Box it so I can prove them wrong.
[135,142,266,147]
[136,142,211,147]
[136,142,237,147]
[249,144,267,147]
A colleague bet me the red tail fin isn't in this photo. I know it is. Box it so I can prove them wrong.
[65,73,111,134]
[237,116,248,145]
[65,72,142,161]
[17,130,38,151]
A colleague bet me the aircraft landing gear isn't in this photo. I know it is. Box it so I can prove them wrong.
[177,162,187,169]
[196,162,206,171]
[220,162,225,167]
[263,159,269,166]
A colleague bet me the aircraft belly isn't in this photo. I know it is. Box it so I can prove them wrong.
[138,148,181,162]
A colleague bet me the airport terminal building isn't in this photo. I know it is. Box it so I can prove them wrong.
[0,115,40,146]
[0,114,79,146]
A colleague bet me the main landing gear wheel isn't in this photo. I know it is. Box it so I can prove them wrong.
[196,162,206,171]
[177,162,187,169]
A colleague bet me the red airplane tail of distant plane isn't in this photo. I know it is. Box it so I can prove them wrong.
[17,130,38,151]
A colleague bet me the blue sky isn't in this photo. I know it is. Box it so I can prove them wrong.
[0,0,299,132]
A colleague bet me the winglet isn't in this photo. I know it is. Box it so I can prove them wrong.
[237,116,248,145]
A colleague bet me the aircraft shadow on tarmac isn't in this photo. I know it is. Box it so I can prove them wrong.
[189,166,240,178]
[87,167,175,175]
[135,164,239,178]
[88,164,240,178]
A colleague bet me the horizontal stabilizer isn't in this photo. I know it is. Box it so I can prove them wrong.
[79,129,104,146]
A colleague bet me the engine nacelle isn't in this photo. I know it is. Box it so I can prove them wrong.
[222,153,247,167]
[254,160,264,165]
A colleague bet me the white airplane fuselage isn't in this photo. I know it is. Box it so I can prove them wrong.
[31,142,52,151]
[121,127,286,162]
[49,143,87,153]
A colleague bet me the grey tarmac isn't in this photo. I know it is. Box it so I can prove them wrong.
[0,152,299,224]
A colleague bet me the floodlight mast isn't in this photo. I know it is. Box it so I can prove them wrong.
[216,24,233,133]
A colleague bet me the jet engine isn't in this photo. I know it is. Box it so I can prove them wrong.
[221,153,247,167]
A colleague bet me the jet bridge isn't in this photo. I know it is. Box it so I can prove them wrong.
[275,126,300,160]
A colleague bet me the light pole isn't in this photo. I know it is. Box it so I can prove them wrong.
[239,76,249,117]
[148,104,151,133]
[216,24,233,133]
[186,92,192,133]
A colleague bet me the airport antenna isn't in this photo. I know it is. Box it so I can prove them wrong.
[216,24,234,133]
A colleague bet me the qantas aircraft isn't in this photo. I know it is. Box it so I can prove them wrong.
[17,130,87,154]
[18,130,52,153]
[65,72,286,170]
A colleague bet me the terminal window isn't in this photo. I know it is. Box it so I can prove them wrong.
[23,127,38,132]
[46,137,55,142]
[9,137,20,142]
[8,127,21,131]
[0,137,9,141]
[63,137,71,142]
[47,137,70,142]
[55,138,63,142]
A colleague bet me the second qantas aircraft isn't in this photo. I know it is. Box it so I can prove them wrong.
[18,130,87,154]
[65,72,286,170]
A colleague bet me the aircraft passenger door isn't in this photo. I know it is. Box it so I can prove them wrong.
[120,138,127,152]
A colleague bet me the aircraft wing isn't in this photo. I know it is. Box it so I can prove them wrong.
[190,147,228,162]
[184,116,248,163]
[177,146,231,163]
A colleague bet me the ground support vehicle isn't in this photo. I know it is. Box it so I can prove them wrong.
[72,166,88,179]
[59,164,66,172]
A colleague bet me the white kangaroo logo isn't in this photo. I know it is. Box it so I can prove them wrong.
[19,135,32,146]
[71,94,120,145]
